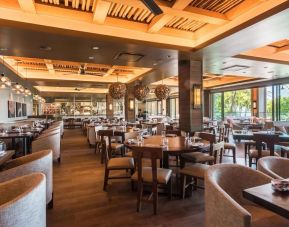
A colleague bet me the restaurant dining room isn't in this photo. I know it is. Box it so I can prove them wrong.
[0,0,289,226]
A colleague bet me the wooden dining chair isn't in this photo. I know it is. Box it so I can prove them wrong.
[181,132,217,165]
[98,130,124,164]
[248,133,280,167]
[131,146,172,215]
[180,141,224,199]
[218,124,236,163]
[101,130,134,191]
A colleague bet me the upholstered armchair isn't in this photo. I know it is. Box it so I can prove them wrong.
[32,130,61,162]
[0,149,53,207]
[0,173,46,227]
[205,164,288,227]
[257,156,289,179]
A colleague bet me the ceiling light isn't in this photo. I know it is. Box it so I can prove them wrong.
[88,56,94,60]
[0,48,8,51]
[92,46,99,50]
[0,83,6,89]
[153,63,158,66]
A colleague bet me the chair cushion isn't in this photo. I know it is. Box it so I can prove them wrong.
[125,151,133,157]
[107,157,134,169]
[181,152,215,163]
[224,143,236,149]
[180,163,209,179]
[111,143,124,150]
[248,149,279,158]
[131,167,172,184]
[243,204,289,227]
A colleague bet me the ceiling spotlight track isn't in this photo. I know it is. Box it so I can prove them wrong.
[140,0,163,15]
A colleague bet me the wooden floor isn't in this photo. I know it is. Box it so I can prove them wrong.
[47,129,247,227]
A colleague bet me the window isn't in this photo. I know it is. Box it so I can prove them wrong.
[212,93,222,120]
[280,84,289,121]
[265,86,273,120]
[169,97,179,119]
[113,98,124,117]
[223,89,251,118]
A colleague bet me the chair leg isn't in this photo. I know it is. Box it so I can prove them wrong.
[167,178,172,200]
[58,157,61,163]
[233,148,236,163]
[137,181,143,212]
[103,169,109,191]
[180,174,186,199]
[219,149,223,163]
[153,183,158,215]
[249,157,252,167]
[193,177,198,190]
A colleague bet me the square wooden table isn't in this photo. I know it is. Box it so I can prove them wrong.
[243,182,289,219]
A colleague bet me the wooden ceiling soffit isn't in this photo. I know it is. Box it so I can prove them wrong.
[0,0,286,49]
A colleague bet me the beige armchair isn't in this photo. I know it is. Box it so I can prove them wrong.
[257,156,289,179]
[0,149,53,208]
[205,164,288,227]
[0,173,46,227]
[32,130,61,163]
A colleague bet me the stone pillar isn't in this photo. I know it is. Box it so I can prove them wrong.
[106,94,113,119]
[125,85,135,122]
[178,59,203,132]
[203,90,210,118]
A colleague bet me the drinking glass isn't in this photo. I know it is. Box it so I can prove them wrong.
[161,130,166,138]
[162,137,169,147]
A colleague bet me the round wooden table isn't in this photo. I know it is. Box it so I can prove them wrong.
[125,135,208,168]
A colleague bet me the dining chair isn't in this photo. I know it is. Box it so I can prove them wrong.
[181,132,223,165]
[94,126,102,153]
[98,130,124,164]
[131,146,172,215]
[257,156,289,179]
[205,164,288,227]
[218,124,236,163]
[248,133,280,168]
[0,149,53,208]
[165,130,181,136]
[180,141,224,198]
[0,173,46,227]
[101,130,134,191]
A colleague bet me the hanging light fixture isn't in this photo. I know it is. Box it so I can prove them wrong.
[0,56,12,88]
[154,83,170,100]
[108,74,126,99]
[134,84,150,101]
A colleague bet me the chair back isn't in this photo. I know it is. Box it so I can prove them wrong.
[253,133,279,156]
[205,164,271,227]
[218,124,230,142]
[156,123,165,135]
[132,146,163,185]
[98,130,115,162]
[165,130,181,136]
[257,156,289,179]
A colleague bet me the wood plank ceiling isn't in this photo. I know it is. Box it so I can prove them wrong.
[0,0,285,49]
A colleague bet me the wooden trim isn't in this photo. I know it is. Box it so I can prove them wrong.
[18,0,36,13]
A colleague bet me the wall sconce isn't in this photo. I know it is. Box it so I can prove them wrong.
[192,84,202,109]
[253,101,257,109]
[109,103,112,111]
[129,98,134,111]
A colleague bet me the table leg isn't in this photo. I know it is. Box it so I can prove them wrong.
[23,138,27,156]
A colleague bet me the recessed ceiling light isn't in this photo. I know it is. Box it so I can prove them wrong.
[92,46,99,50]
[153,63,158,66]
[88,56,94,60]
[40,45,52,51]
[0,48,8,51]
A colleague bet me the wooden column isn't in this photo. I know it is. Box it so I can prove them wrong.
[252,88,258,117]
[106,94,113,119]
[203,90,210,118]
[178,59,203,132]
[166,98,170,117]
[125,85,135,122]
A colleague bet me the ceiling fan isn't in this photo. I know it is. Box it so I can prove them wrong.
[140,0,163,15]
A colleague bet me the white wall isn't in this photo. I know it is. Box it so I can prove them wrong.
[0,87,33,123]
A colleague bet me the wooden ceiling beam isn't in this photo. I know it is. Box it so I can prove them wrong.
[148,0,193,34]
[17,0,36,13]
[92,0,111,24]
[103,0,228,25]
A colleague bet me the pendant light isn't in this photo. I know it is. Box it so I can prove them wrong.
[108,74,126,99]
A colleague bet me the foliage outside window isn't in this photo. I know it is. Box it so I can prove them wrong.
[280,84,289,120]
[212,93,222,120]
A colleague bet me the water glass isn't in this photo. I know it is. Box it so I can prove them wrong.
[162,137,169,147]
[161,130,166,138]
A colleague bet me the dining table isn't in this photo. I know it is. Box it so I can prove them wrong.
[243,181,289,219]
[0,128,42,156]
[125,135,209,168]
[232,130,289,142]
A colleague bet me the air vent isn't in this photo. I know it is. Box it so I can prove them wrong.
[221,65,250,72]
[114,52,144,62]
